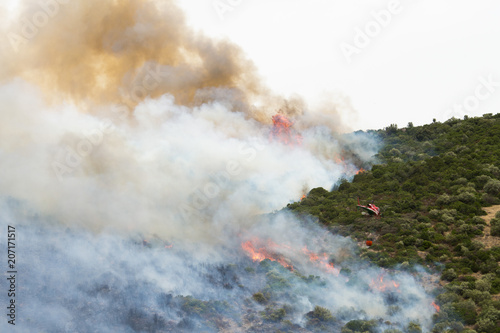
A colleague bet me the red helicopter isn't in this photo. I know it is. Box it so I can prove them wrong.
[357,198,381,217]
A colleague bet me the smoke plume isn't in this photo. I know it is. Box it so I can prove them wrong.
[0,0,437,332]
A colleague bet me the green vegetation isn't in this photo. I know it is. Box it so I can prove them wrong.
[252,292,268,304]
[306,305,338,331]
[287,114,500,332]
[341,319,378,333]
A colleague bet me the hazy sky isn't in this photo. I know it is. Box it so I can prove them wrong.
[178,0,500,131]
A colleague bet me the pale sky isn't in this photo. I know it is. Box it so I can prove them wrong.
[178,0,500,131]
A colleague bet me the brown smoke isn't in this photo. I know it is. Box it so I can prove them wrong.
[0,0,358,132]
[1,0,272,118]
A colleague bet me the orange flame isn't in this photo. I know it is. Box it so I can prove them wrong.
[431,301,440,312]
[302,246,340,276]
[270,113,302,146]
[241,239,293,270]
[370,274,400,292]
[241,239,343,276]
[334,153,366,177]
[301,194,306,200]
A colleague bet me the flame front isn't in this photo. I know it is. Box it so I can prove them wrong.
[241,240,342,275]
[241,239,293,270]
[370,274,400,292]
[431,301,440,312]
[270,113,302,145]
[356,168,366,175]
[302,246,340,276]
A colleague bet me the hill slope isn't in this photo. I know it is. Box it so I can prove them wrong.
[287,114,500,332]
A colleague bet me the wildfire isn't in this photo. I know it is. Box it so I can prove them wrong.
[241,239,342,275]
[356,168,366,175]
[301,194,306,200]
[302,246,340,276]
[241,239,293,270]
[270,112,302,146]
[334,153,366,178]
[431,301,440,312]
[369,274,400,292]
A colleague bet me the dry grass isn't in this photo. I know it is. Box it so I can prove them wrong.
[478,205,500,249]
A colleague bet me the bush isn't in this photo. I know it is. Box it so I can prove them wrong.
[462,289,491,304]
[307,306,334,322]
[429,209,441,219]
[442,269,458,282]
[252,292,267,304]
[457,191,476,204]
[261,306,286,322]
[407,321,422,333]
[437,194,454,206]
[342,319,378,333]
[453,299,477,325]
[481,193,500,205]
[484,179,500,196]
[491,218,500,236]
[436,292,461,304]
[442,213,455,225]
[476,318,496,333]
[476,279,492,292]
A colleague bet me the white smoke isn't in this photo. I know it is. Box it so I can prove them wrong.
[0,1,438,331]
[0,79,371,242]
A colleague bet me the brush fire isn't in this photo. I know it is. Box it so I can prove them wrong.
[269,112,303,146]
[0,0,440,332]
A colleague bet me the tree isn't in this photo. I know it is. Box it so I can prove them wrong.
[386,124,398,135]
[407,321,422,333]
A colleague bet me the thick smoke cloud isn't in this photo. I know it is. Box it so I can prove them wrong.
[0,202,436,332]
[0,79,363,240]
[1,0,258,105]
[0,0,436,332]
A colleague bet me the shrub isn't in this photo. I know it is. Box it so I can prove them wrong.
[454,177,468,185]
[462,289,491,304]
[476,175,492,187]
[442,269,457,282]
[261,306,286,322]
[252,292,267,304]
[483,193,500,205]
[437,194,454,206]
[453,299,477,325]
[457,191,476,204]
[472,216,486,225]
[435,223,449,233]
[429,209,441,219]
[307,306,334,322]
[476,279,492,292]
[484,179,500,196]
[436,292,461,304]
[442,213,455,225]
[491,218,500,236]
[407,321,422,333]
[476,318,496,333]
[342,319,378,333]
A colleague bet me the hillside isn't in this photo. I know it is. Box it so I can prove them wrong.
[287,114,500,332]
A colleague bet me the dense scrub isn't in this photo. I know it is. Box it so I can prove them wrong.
[287,114,500,332]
